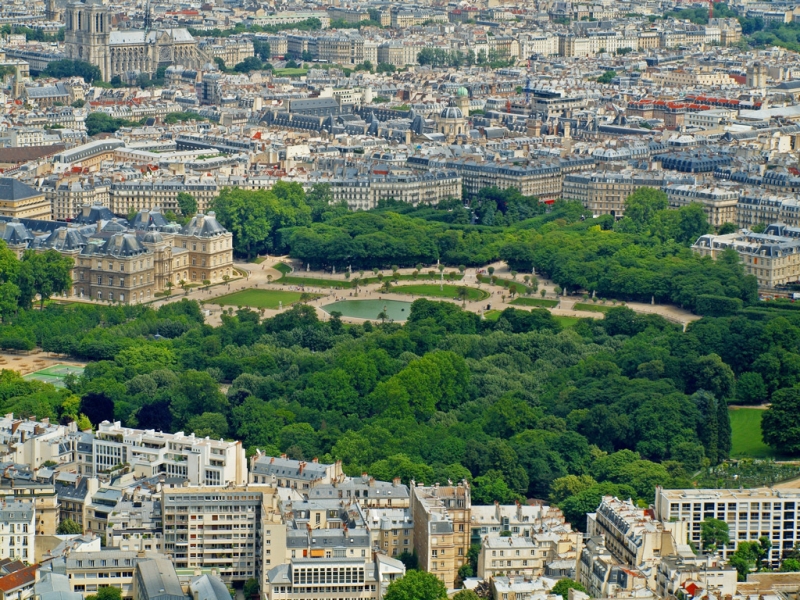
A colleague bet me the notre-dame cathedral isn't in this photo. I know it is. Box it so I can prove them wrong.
[63,0,204,81]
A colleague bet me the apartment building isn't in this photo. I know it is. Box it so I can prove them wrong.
[263,554,405,600]
[0,502,34,562]
[249,454,344,489]
[654,487,800,566]
[665,185,738,227]
[327,170,462,210]
[376,42,420,67]
[478,536,545,580]
[650,69,737,88]
[0,478,58,536]
[326,7,369,24]
[317,34,364,65]
[470,503,574,543]
[577,536,623,597]
[93,421,246,486]
[106,497,163,554]
[693,225,800,288]
[655,550,737,598]
[304,477,410,509]
[108,178,220,214]
[737,193,800,229]
[562,172,668,218]
[360,507,413,558]
[161,486,286,586]
[42,180,110,222]
[64,550,162,598]
[54,472,99,530]
[588,496,685,569]
[199,38,254,67]
[411,483,471,588]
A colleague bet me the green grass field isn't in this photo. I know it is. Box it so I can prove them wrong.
[209,289,314,309]
[483,277,533,294]
[274,68,308,76]
[729,408,776,459]
[274,262,293,275]
[394,284,489,301]
[511,298,559,308]
[280,276,350,288]
[573,302,611,313]
[484,310,502,321]
[554,316,582,328]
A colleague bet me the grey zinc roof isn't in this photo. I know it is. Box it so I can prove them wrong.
[188,575,231,600]
[180,212,227,238]
[252,456,330,480]
[136,559,188,600]
[0,178,42,202]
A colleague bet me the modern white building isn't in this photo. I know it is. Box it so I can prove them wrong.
[94,421,247,486]
[654,486,800,566]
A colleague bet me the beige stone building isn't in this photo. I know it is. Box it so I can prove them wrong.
[0,178,51,221]
[665,185,739,227]
[587,496,685,569]
[693,224,800,288]
[563,172,669,218]
[411,482,471,588]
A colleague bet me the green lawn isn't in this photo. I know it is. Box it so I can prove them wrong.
[274,68,308,77]
[573,302,612,313]
[274,262,293,275]
[554,316,583,328]
[209,289,314,309]
[393,284,489,301]
[280,276,351,288]
[729,408,776,459]
[484,310,502,322]
[511,297,559,308]
[482,277,533,294]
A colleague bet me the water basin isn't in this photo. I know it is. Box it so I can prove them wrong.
[322,299,412,322]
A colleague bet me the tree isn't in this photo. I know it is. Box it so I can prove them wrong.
[86,587,122,600]
[177,192,198,218]
[762,386,800,453]
[729,537,771,581]
[384,570,447,600]
[234,56,264,72]
[597,69,616,83]
[453,591,480,600]
[57,518,83,534]
[551,579,588,600]
[457,286,469,306]
[781,558,800,572]
[17,250,73,309]
[718,222,737,235]
[700,518,730,552]
[43,59,101,82]
[377,62,396,74]
[243,578,259,599]
[624,187,668,227]
[0,282,20,322]
[187,412,229,438]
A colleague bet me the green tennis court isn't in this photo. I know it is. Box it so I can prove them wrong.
[23,364,84,388]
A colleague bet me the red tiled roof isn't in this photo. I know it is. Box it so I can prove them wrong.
[0,565,38,593]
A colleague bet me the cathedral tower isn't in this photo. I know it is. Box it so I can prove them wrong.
[65,0,110,82]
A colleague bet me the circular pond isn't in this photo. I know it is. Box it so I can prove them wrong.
[322,299,413,322]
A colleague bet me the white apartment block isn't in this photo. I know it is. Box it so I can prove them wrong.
[0,501,35,562]
[0,414,77,469]
[665,185,739,227]
[654,487,800,567]
[161,485,286,586]
[94,421,247,486]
